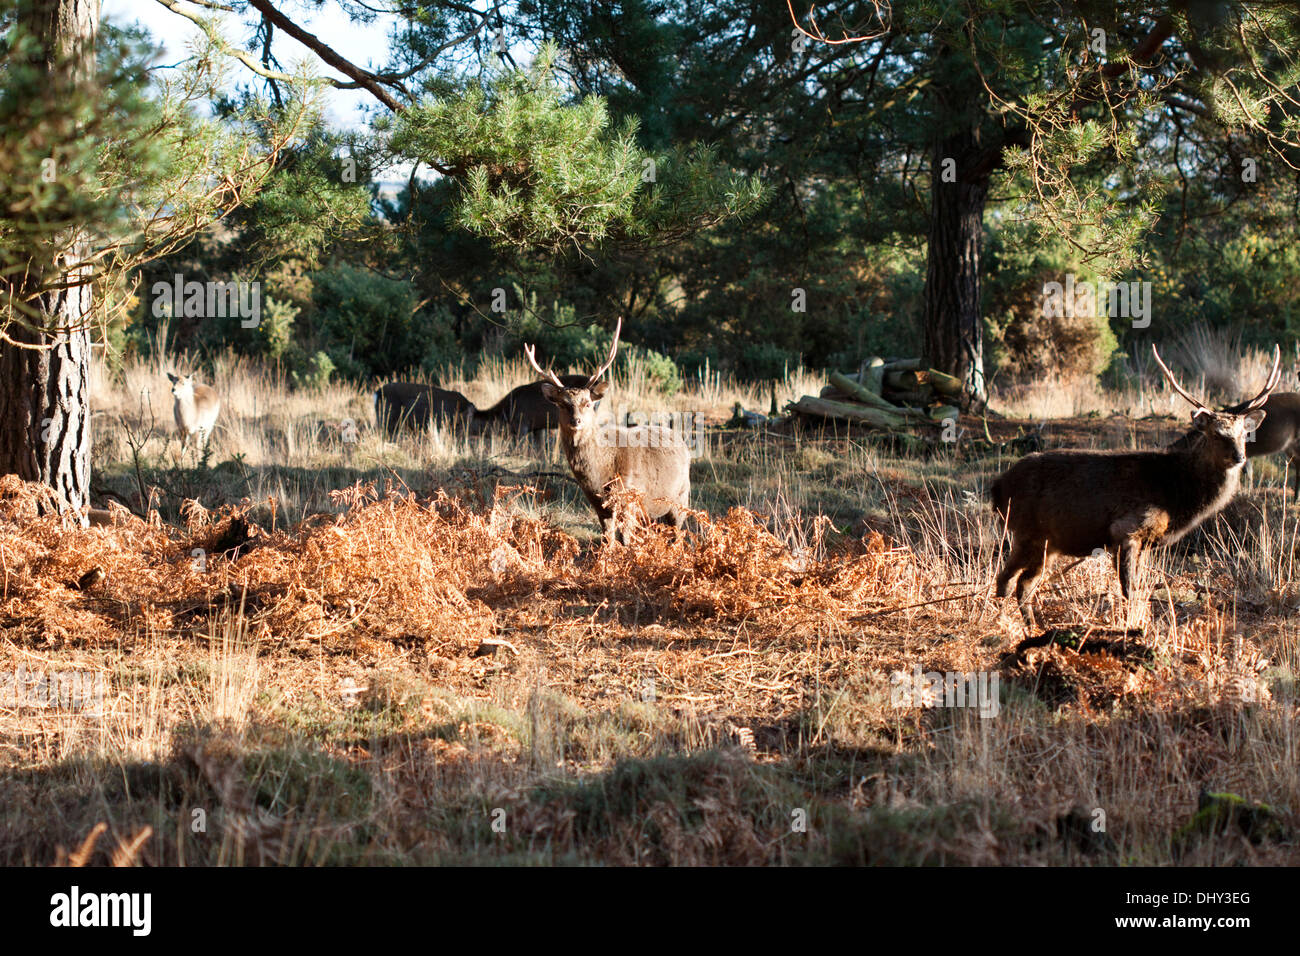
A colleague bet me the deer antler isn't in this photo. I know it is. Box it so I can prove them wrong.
[1240,344,1282,411]
[523,342,566,389]
[1151,344,1210,412]
[586,315,623,389]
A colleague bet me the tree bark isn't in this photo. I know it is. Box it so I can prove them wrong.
[0,294,94,515]
[0,0,100,516]
[922,125,990,410]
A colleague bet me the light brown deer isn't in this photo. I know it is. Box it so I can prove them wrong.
[374,382,476,437]
[524,317,691,542]
[991,344,1281,623]
[167,373,221,454]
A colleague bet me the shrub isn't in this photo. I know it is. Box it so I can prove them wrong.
[311,265,423,379]
[736,342,800,382]
[986,270,1119,383]
[291,350,335,390]
[259,296,297,361]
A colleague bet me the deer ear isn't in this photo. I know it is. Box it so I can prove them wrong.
[1245,408,1266,430]
[590,381,610,400]
[1192,409,1214,430]
[167,373,179,385]
[540,383,562,404]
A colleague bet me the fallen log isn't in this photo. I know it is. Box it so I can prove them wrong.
[885,369,930,391]
[883,358,924,373]
[789,395,911,428]
[888,388,935,406]
[864,356,886,395]
[926,368,964,398]
[828,371,899,411]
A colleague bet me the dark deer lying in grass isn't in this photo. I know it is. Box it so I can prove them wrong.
[374,383,476,437]
[473,374,593,434]
[991,344,1281,623]
[525,317,691,542]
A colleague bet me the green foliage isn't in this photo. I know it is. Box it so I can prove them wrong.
[493,289,681,393]
[0,17,166,324]
[310,265,423,380]
[418,304,462,374]
[592,325,682,396]
[222,122,377,270]
[1144,218,1300,346]
[736,342,800,382]
[258,297,297,360]
[292,350,335,390]
[983,215,1120,382]
[388,44,765,252]
[508,291,593,368]
[625,344,682,396]
[110,0,1300,390]
[1,6,316,346]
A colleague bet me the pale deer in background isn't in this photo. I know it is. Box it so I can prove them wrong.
[991,344,1281,625]
[167,373,221,455]
[525,317,691,542]
[374,382,476,437]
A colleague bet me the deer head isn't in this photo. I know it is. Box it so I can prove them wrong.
[1153,343,1280,467]
[525,316,622,431]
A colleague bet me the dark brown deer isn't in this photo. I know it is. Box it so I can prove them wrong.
[473,374,593,434]
[991,344,1281,622]
[1169,383,1300,495]
[524,317,691,542]
[374,382,476,437]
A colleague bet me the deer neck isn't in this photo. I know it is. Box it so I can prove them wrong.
[1170,446,1244,524]
[560,423,614,489]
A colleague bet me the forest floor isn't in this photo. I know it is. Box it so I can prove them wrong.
[1,356,1297,865]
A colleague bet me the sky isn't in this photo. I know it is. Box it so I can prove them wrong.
[105,0,402,129]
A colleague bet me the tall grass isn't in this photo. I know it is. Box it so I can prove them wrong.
[0,335,1287,865]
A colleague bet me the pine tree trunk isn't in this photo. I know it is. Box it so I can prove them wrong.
[0,295,94,514]
[922,126,989,410]
[0,0,100,516]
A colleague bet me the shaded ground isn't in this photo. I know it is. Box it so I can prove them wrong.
[3,405,1298,866]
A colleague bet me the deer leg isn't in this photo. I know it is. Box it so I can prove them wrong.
[598,514,617,544]
[1116,539,1141,600]
[1014,544,1049,629]
[661,506,689,541]
[995,540,1032,598]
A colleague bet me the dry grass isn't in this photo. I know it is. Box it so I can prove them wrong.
[2,346,1298,865]
[995,331,1291,420]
